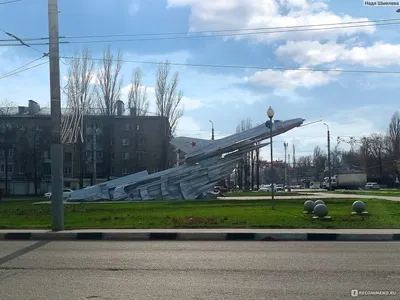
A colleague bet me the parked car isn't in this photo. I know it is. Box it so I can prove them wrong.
[365,182,380,190]
[258,185,271,192]
[44,188,74,199]
[258,184,283,192]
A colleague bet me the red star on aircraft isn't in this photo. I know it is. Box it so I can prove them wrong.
[191,141,196,147]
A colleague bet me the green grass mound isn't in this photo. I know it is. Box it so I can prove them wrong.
[1,198,400,229]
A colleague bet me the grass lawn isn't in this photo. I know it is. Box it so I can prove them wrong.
[225,191,306,197]
[1,198,400,229]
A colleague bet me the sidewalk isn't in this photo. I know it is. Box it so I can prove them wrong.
[1,229,400,241]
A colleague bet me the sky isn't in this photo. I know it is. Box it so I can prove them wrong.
[1,0,400,161]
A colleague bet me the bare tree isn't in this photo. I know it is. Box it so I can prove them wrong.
[95,46,124,180]
[155,60,184,137]
[95,46,123,116]
[0,100,16,197]
[155,60,184,169]
[388,111,400,174]
[312,146,327,181]
[62,49,95,188]
[128,67,149,116]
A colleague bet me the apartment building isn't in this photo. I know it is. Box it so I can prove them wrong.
[0,99,169,196]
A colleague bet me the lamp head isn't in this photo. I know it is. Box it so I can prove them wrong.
[267,106,274,119]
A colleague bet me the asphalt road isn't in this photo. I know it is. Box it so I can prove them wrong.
[0,241,399,300]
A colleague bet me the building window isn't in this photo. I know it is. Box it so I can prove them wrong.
[112,152,115,159]
[19,166,25,174]
[2,164,14,173]
[136,125,140,131]
[44,150,49,158]
[125,123,130,130]
[64,167,72,174]
[0,150,4,157]
[96,151,103,158]
[122,167,128,175]
[122,153,129,160]
[122,138,130,146]
[8,149,14,157]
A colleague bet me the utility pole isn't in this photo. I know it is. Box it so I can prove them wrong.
[287,154,291,191]
[284,142,288,191]
[48,0,64,231]
[4,123,9,197]
[209,120,214,140]
[292,144,296,184]
[324,123,332,191]
[256,148,260,190]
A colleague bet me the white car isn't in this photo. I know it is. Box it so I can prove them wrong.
[44,188,73,199]
[258,184,283,192]
[365,182,380,190]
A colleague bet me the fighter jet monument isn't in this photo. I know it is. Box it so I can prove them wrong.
[67,117,304,202]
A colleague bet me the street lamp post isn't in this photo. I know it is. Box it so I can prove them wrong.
[267,106,275,209]
[324,123,332,191]
[209,120,214,140]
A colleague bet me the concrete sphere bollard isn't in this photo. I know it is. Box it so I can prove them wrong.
[304,200,315,213]
[314,204,328,217]
[315,200,325,206]
[352,201,366,214]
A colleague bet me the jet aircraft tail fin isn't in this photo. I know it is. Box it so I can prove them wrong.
[170,136,213,155]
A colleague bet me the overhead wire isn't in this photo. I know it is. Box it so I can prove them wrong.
[1,20,400,47]
[0,28,47,55]
[58,55,400,75]
[0,0,21,4]
[1,17,399,42]
[0,55,46,78]
[0,58,48,80]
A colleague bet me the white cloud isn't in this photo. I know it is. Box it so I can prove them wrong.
[181,96,206,110]
[129,1,140,15]
[246,68,340,89]
[276,41,343,66]
[167,0,374,43]
[341,43,400,67]
[276,41,400,67]
[61,70,100,85]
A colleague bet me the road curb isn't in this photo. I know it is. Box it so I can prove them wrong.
[1,232,400,241]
